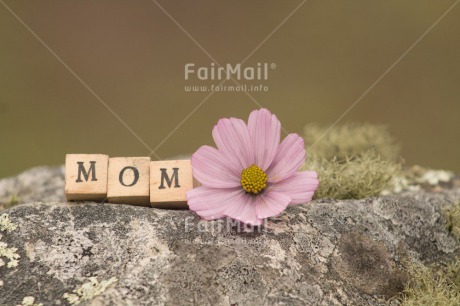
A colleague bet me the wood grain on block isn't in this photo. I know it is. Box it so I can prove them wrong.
[150,160,194,208]
[65,154,109,201]
[107,157,150,206]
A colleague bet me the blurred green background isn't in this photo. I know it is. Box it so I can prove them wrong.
[1,0,459,178]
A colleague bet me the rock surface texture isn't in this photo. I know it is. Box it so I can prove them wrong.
[0,167,460,305]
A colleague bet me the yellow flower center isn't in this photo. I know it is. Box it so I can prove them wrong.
[241,164,268,195]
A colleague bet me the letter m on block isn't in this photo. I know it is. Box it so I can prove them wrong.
[65,154,109,201]
[158,168,181,189]
[76,161,98,182]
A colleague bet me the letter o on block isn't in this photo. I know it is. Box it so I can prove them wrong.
[107,157,150,206]
[65,154,109,201]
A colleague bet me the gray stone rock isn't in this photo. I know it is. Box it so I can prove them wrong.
[0,166,65,208]
[0,167,459,305]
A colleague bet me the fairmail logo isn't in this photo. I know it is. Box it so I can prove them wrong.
[184,62,275,81]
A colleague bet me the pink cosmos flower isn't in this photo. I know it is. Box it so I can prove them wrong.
[186,108,319,226]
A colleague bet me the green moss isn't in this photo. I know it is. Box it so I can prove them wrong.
[1,194,20,210]
[303,123,402,199]
[304,123,400,163]
[444,202,460,241]
[303,151,400,199]
[400,259,460,306]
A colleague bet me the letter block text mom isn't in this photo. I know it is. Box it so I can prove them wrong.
[65,154,194,208]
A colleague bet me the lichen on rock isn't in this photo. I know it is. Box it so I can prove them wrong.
[63,277,117,305]
[17,296,43,306]
[0,213,17,232]
[0,213,20,269]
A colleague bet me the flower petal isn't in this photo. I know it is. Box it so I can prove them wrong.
[187,186,243,220]
[268,171,318,205]
[248,109,281,171]
[212,118,254,171]
[255,191,291,219]
[191,145,241,188]
[223,194,263,226]
[267,133,306,183]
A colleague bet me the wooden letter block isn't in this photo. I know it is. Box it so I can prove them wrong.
[107,157,150,206]
[150,160,194,208]
[65,154,109,201]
